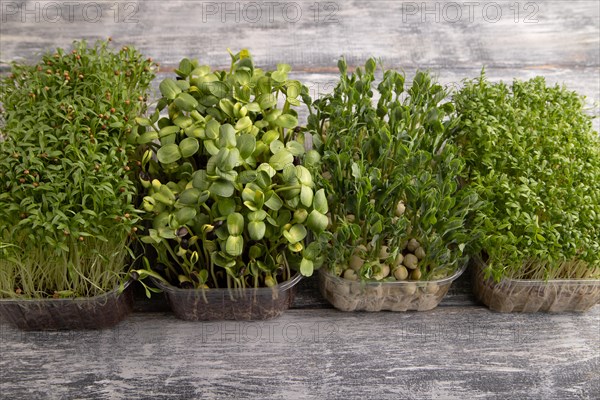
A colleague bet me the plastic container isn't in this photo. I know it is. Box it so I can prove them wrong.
[0,280,134,330]
[473,259,600,313]
[319,264,466,312]
[152,274,302,321]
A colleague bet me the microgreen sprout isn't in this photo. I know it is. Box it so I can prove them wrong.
[452,72,600,281]
[0,40,156,298]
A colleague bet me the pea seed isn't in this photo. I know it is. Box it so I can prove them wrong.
[349,254,364,271]
[343,269,358,281]
[379,245,390,259]
[402,283,417,295]
[407,238,420,252]
[403,253,419,269]
[410,268,422,280]
[425,283,439,294]
[393,266,409,280]
[395,201,406,217]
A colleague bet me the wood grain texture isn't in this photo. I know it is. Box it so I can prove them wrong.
[1,307,598,399]
[1,1,599,398]
[0,0,598,70]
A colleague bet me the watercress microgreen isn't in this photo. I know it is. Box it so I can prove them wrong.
[0,39,156,298]
[452,72,600,281]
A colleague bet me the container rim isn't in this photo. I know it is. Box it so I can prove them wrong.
[151,272,303,293]
[320,260,467,286]
[473,256,600,286]
[0,279,132,304]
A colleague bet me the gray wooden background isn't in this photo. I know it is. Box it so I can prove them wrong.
[1,1,599,399]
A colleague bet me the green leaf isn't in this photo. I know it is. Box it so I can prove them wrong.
[175,207,197,225]
[159,125,180,138]
[271,71,287,82]
[137,131,159,144]
[216,168,238,182]
[257,93,277,110]
[185,126,205,139]
[277,63,292,73]
[192,170,210,190]
[300,185,313,207]
[202,80,230,99]
[264,192,283,210]
[248,221,266,240]
[179,137,200,158]
[219,124,237,147]
[215,147,240,171]
[204,140,219,155]
[296,165,313,186]
[248,210,268,221]
[239,170,257,184]
[269,149,293,170]
[249,245,264,259]
[210,180,235,197]
[288,242,304,253]
[235,69,251,85]
[283,224,307,244]
[365,58,377,74]
[270,140,285,154]
[282,164,296,182]
[262,130,280,144]
[307,210,328,233]
[173,115,193,129]
[274,114,298,129]
[245,102,261,112]
[286,81,301,99]
[159,78,182,100]
[227,213,244,235]
[217,197,236,215]
[135,117,151,127]
[176,58,193,77]
[257,76,272,95]
[237,134,256,159]
[219,98,235,117]
[300,258,314,276]
[225,235,244,257]
[157,144,182,164]
[258,163,277,178]
[234,85,251,103]
[235,116,252,131]
[158,227,177,239]
[286,141,305,156]
[179,188,201,205]
[174,92,199,112]
[191,65,211,76]
[255,170,272,188]
[314,189,328,214]
[205,119,220,139]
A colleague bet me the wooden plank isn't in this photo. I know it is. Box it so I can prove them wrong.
[1,307,598,399]
[1,1,598,70]
[1,2,599,398]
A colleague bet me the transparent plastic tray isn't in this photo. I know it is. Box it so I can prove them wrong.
[319,264,466,312]
[473,259,600,313]
[152,274,302,321]
[0,280,134,330]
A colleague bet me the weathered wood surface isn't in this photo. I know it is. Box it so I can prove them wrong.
[1,306,599,400]
[1,0,599,70]
[1,0,600,399]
